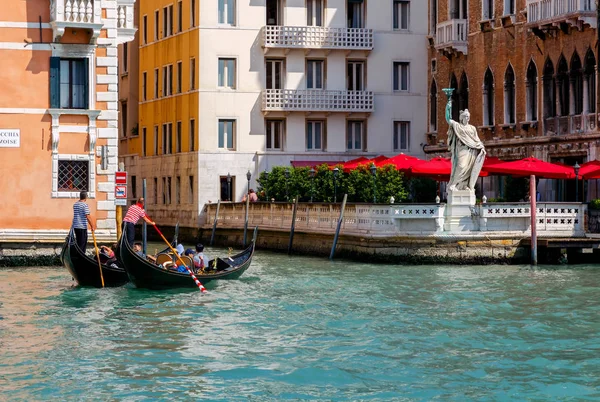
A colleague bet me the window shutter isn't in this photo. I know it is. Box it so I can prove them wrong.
[83,58,90,109]
[49,57,61,108]
[362,123,367,151]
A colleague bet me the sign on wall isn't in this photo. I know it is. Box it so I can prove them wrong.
[0,129,20,148]
[115,171,128,206]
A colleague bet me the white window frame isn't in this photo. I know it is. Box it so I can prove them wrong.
[393,0,410,30]
[393,121,410,151]
[218,0,236,25]
[266,119,284,150]
[347,60,365,91]
[306,0,324,26]
[306,120,325,151]
[482,0,494,20]
[306,59,325,89]
[266,59,284,90]
[503,0,515,15]
[393,61,410,92]
[218,58,237,89]
[218,119,236,150]
[347,120,365,151]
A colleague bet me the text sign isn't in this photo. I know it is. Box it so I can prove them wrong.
[0,129,20,148]
[115,171,127,185]
[115,199,128,206]
[115,185,127,199]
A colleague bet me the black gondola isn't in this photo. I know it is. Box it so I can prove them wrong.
[60,225,179,288]
[119,225,257,290]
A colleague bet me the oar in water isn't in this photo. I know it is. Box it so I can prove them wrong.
[91,230,105,287]
[150,223,207,293]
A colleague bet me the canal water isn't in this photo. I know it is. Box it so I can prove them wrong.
[1,248,600,400]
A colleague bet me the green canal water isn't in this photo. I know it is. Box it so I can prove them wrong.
[1,248,600,401]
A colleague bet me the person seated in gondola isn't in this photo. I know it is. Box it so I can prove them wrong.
[192,243,208,272]
[133,242,156,263]
[99,244,119,268]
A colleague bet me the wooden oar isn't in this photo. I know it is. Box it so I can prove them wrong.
[91,230,104,287]
[151,224,207,293]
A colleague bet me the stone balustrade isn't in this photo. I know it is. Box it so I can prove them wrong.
[50,0,102,42]
[526,0,596,28]
[435,19,468,55]
[543,113,598,135]
[262,89,374,113]
[202,201,587,237]
[262,26,374,52]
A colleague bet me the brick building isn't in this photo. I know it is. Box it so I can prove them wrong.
[426,0,598,201]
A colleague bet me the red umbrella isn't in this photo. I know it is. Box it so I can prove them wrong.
[482,156,504,168]
[484,157,575,179]
[579,160,600,179]
[342,155,387,172]
[409,156,453,179]
[376,153,425,171]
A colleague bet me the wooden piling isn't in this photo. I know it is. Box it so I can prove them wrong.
[210,200,221,246]
[288,197,299,254]
[330,194,348,260]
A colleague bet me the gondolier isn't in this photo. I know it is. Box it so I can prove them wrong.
[123,197,155,245]
[72,191,95,253]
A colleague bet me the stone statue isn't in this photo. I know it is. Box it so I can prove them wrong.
[443,89,486,192]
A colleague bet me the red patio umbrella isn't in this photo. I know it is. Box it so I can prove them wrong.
[342,155,387,172]
[484,156,575,179]
[376,153,425,171]
[409,156,452,178]
[579,160,600,179]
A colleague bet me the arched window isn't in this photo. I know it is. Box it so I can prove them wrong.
[543,58,555,119]
[483,67,494,126]
[430,79,438,131]
[450,73,459,121]
[584,48,596,113]
[459,72,469,112]
[557,55,569,116]
[526,60,538,122]
[504,64,516,124]
[570,52,583,115]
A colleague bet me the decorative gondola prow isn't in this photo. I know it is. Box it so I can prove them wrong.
[251,226,258,244]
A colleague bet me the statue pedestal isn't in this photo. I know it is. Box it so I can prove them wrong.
[444,189,479,232]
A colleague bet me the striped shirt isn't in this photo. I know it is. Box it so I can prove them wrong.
[124,204,146,224]
[72,201,90,229]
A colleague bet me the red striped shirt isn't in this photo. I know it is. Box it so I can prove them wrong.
[123,204,146,224]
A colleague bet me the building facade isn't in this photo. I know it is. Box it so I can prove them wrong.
[0,0,136,242]
[426,0,598,201]
[121,0,428,227]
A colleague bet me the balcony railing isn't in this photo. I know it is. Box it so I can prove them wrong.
[262,89,374,113]
[262,26,374,52]
[50,0,102,42]
[543,113,598,135]
[526,0,596,29]
[435,19,468,55]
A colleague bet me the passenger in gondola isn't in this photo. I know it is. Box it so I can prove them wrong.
[99,244,119,268]
[133,242,156,263]
[123,197,155,245]
[193,243,207,271]
[72,191,96,253]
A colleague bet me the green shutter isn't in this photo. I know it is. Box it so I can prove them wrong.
[49,57,60,108]
[83,58,89,109]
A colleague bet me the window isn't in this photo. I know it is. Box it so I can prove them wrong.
[306,120,325,150]
[266,119,283,150]
[58,160,89,192]
[142,71,147,101]
[504,64,516,124]
[483,67,495,126]
[526,61,538,122]
[51,58,88,109]
[503,0,515,15]
[459,72,469,112]
[266,59,284,89]
[162,177,167,204]
[347,61,365,91]
[176,121,182,152]
[393,62,409,91]
[218,119,236,150]
[218,58,236,89]
[143,15,147,44]
[218,0,236,25]
[483,0,494,20]
[393,121,410,151]
[154,10,159,40]
[162,123,173,154]
[307,0,323,26]
[154,68,159,98]
[191,0,196,27]
[153,125,159,155]
[189,176,194,203]
[167,177,172,204]
[347,121,365,151]
[393,0,409,30]
[153,177,158,204]
[163,7,169,38]
[220,176,234,201]
[347,0,365,28]
[190,119,196,151]
[162,65,172,96]
[177,61,182,93]
[266,0,283,25]
[430,80,438,132]
[176,176,181,204]
[142,127,147,156]
[177,1,183,32]
[123,42,128,73]
[307,59,324,89]
[168,5,173,35]
[190,58,196,90]
[121,101,128,137]
[131,175,137,199]
[543,60,556,119]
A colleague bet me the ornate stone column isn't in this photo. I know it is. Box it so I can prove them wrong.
[583,74,590,115]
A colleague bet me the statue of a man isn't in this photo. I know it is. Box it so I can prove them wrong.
[445,100,486,191]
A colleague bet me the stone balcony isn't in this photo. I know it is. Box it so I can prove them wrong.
[262,89,374,114]
[435,19,468,56]
[262,26,374,54]
[526,0,597,30]
[50,0,103,42]
[543,113,598,135]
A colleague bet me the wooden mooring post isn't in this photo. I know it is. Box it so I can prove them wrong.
[210,200,221,246]
[330,194,348,260]
[288,197,299,254]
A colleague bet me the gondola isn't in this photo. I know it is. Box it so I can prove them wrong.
[60,225,179,288]
[119,225,257,290]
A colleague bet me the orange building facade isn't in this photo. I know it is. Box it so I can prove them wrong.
[0,0,136,242]
[426,0,598,200]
